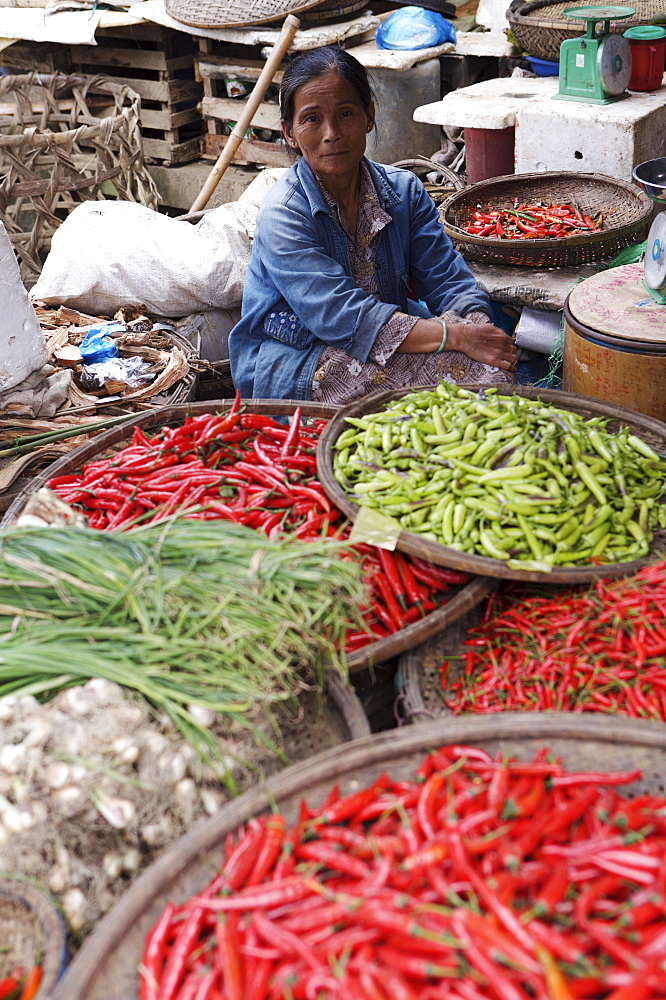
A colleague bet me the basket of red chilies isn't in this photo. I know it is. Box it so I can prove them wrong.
[6,395,494,672]
[401,564,666,724]
[49,713,666,1000]
[440,170,652,267]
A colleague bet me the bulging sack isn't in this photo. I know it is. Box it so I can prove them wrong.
[30,201,252,317]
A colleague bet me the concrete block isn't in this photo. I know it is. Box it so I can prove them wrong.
[453,31,519,58]
[414,76,557,129]
[0,221,48,392]
[147,161,260,212]
[516,80,666,180]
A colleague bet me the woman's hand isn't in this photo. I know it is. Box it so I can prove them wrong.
[446,322,517,373]
[397,318,517,373]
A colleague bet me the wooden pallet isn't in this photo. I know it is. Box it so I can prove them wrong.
[70,22,204,165]
[196,41,289,167]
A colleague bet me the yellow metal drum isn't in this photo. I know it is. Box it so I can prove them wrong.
[563,263,666,421]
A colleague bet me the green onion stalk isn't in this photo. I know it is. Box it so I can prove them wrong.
[0,520,367,779]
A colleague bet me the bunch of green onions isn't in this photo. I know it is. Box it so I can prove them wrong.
[0,520,367,775]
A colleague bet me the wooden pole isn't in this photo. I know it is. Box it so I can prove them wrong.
[189,14,300,213]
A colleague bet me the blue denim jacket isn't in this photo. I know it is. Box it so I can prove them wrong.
[229,156,491,400]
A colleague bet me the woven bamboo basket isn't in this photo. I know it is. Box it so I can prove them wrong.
[0,876,67,998]
[300,0,368,23]
[51,713,666,1000]
[398,603,483,724]
[165,0,329,29]
[316,383,666,584]
[506,0,662,62]
[440,171,653,267]
[0,73,159,285]
[2,399,493,673]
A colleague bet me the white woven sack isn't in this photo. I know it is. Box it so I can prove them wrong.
[30,201,251,317]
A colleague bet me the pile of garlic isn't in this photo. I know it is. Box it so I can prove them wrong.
[0,678,248,941]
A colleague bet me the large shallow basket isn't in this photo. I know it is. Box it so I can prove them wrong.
[165,0,328,28]
[1,399,492,673]
[316,383,666,584]
[51,713,666,1000]
[440,171,653,268]
[506,0,660,61]
[0,876,67,998]
[0,73,158,285]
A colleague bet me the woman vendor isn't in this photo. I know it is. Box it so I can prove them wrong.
[229,45,517,403]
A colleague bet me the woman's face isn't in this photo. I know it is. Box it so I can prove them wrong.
[282,70,374,186]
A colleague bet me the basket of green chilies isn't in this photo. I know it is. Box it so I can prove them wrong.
[5,398,494,673]
[317,383,666,584]
[51,713,666,1000]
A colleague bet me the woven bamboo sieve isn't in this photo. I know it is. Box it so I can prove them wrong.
[52,714,666,1000]
[440,171,653,267]
[165,0,329,29]
[0,876,67,997]
[0,73,159,285]
[316,383,666,584]
[1,399,492,672]
[506,0,662,61]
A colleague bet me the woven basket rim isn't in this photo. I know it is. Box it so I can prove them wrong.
[316,383,666,585]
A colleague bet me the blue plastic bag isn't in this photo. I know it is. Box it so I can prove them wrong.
[79,323,125,364]
[376,6,456,50]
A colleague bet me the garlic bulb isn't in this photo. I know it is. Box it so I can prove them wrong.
[91,790,136,830]
[61,888,88,931]
[0,744,26,774]
[51,785,86,818]
[43,761,71,790]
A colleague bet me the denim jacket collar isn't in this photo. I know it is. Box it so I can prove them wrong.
[294,156,403,221]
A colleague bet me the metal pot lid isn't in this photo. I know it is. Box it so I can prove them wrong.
[567,262,666,342]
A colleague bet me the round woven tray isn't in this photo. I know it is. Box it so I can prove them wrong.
[0,876,67,998]
[506,0,662,61]
[1,399,492,673]
[316,383,666,584]
[440,171,653,268]
[51,713,666,1000]
[165,0,335,29]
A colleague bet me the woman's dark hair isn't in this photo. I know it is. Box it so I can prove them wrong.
[279,45,375,126]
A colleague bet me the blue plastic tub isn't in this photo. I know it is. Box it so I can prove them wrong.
[526,55,559,76]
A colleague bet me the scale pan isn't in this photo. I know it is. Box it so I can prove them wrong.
[633,158,666,205]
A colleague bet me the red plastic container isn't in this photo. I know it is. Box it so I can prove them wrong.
[625,26,666,92]
[464,126,515,184]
